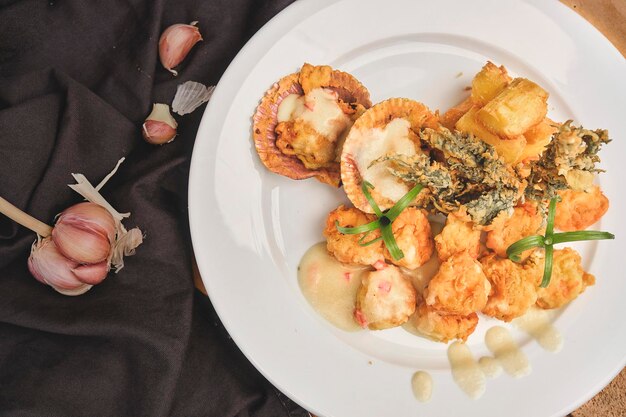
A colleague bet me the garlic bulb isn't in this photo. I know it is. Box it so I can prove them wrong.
[16,158,144,296]
[52,202,116,264]
[142,103,178,144]
[159,21,202,76]
[28,237,109,296]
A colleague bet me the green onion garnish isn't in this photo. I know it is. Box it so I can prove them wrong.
[336,182,423,261]
[506,197,614,288]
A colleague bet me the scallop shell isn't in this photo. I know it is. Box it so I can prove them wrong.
[341,98,439,212]
[252,64,371,187]
[172,81,215,116]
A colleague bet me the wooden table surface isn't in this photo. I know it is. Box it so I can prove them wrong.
[193,1,626,415]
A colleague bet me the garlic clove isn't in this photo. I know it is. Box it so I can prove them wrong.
[159,21,202,76]
[28,238,96,295]
[52,202,115,264]
[72,261,109,285]
[142,103,178,145]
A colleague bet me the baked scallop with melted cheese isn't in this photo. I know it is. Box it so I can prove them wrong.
[252,63,371,186]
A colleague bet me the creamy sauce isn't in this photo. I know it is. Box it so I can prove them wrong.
[447,342,486,399]
[485,326,530,378]
[478,356,502,378]
[513,307,563,352]
[352,118,417,201]
[411,371,433,402]
[298,242,368,331]
[276,88,350,141]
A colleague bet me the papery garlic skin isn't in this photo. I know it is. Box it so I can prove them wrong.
[52,202,116,264]
[159,21,202,76]
[142,103,178,145]
[28,238,109,296]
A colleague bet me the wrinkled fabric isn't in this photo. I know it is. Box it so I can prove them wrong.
[0,0,307,416]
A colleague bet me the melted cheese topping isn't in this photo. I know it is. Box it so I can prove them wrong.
[485,326,530,377]
[277,94,301,122]
[411,371,433,402]
[277,88,351,142]
[513,307,563,352]
[298,242,368,331]
[351,118,417,201]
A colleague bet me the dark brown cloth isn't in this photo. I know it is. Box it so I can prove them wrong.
[0,1,306,416]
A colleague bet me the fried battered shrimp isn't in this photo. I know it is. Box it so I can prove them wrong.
[486,203,544,259]
[480,254,537,322]
[536,248,595,309]
[554,186,609,231]
[324,205,384,266]
[423,252,491,316]
[384,208,434,269]
[434,211,481,261]
[410,296,479,342]
[354,265,416,330]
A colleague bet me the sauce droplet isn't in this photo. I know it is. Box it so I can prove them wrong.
[447,342,485,399]
[298,243,368,331]
[513,307,563,352]
[478,356,502,378]
[485,326,530,378]
[411,371,433,402]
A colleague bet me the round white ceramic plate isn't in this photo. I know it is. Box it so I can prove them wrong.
[189,1,626,416]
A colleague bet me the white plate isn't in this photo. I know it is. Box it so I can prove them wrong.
[188,1,626,416]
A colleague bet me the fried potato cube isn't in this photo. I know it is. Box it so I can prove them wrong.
[354,265,416,330]
[554,185,609,231]
[476,78,548,138]
[536,248,595,309]
[518,118,558,162]
[441,97,473,130]
[456,106,526,164]
[423,251,491,316]
[471,61,512,106]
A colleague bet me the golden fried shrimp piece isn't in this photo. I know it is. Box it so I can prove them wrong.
[536,248,595,309]
[434,211,481,261]
[324,205,385,266]
[409,296,479,342]
[554,185,609,231]
[480,254,537,322]
[384,208,434,269]
[354,264,416,330]
[423,251,491,316]
[486,203,544,259]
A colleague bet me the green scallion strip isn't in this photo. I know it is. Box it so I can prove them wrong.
[381,221,404,260]
[506,235,545,262]
[541,245,554,288]
[358,232,383,247]
[361,181,383,218]
[551,231,615,245]
[335,219,380,235]
[385,184,424,221]
[545,197,557,237]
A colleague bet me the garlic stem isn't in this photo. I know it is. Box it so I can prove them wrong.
[0,196,53,237]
